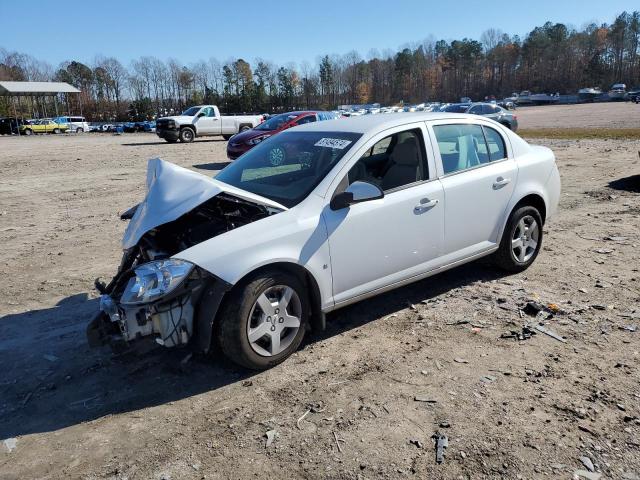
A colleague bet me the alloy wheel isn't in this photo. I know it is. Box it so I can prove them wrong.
[246,285,302,357]
[511,215,539,263]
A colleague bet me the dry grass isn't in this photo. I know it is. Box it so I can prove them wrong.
[518,128,640,140]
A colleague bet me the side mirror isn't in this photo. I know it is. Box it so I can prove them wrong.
[197,112,206,118]
[330,181,384,210]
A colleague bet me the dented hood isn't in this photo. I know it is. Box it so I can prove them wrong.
[122,158,286,249]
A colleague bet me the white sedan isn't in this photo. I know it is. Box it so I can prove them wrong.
[88,113,561,369]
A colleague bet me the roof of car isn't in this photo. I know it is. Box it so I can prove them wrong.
[293,112,476,134]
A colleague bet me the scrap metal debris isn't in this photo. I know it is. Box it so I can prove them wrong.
[501,326,537,341]
[264,429,277,448]
[432,433,448,464]
[3,437,17,453]
[535,324,567,343]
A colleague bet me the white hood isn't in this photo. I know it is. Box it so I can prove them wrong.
[122,159,286,249]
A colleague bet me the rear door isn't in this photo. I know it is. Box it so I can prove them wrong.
[428,121,517,259]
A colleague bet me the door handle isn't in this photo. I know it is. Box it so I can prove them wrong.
[493,177,511,189]
[414,198,439,211]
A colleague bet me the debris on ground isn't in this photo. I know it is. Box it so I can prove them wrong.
[432,433,448,464]
[409,438,423,448]
[414,395,437,403]
[579,456,595,472]
[3,437,17,453]
[333,431,345,453]
[619,324,637,332]
[573,469,602,480]
[453,357,468,364]
[501,326,537,341]
[264,430,277,448]
[535,324,567,343]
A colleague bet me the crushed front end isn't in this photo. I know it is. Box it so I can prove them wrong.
[87,255,209,353]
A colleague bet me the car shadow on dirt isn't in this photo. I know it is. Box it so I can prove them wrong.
[608,173,640,193]
[121,139,227,146]
[0,260,504,439]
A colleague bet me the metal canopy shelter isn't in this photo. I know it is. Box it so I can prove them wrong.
[0,81,82,136]
[0,81,80,95]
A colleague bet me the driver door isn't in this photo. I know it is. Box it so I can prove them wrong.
[195,107,219,134]
[323,124,444,305]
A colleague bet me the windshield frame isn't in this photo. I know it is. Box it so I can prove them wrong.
[214,130,362,208]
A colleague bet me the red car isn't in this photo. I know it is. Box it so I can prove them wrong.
[226,111,330,160]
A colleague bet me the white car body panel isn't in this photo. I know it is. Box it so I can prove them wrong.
[127,113,560,314]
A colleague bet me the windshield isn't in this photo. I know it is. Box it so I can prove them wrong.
[215,131,362,208]
[182,106,201,116]
[255,113,298,131]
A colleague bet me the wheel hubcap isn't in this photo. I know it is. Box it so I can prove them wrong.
[247,285,301,357]
[511,215,539,263]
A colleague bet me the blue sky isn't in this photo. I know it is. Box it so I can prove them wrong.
[0,0,636,67]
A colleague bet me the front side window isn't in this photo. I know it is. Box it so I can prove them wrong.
[215,131,362,207]
[347,129,427,192]
[182,106,201,116]
[434,124,507,174]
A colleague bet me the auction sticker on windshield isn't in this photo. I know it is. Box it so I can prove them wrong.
[314,138,352,149]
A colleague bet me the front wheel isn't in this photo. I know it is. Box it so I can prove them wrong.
[76,127,84,133]
[492,206,543,272]
[215,271,308,370]
[24,129,33,135]
[179,128,195,143]
[53,128,60,134]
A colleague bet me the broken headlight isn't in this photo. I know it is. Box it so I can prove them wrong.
[120,259,194,305]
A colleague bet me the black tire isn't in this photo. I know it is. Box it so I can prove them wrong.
[493,205,543,272]
[53,128,60,134]
[77,127,84,133]
[165,138,178,144]
[24,129,33,136]
[223,134,232,140]
[215,270,308,370]
[179,127,195,143]
[239,125,251,132]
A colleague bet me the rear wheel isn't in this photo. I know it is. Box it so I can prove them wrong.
[179,127,195,143]
[24,129,33,135]
[215,271,308,370]
[223,134,232,140]
[239,125,251,132]
[493,206,543,272]
[53,128,60,134]
[76,127,84,133]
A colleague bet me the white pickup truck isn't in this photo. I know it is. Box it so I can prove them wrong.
[155,105,263,143]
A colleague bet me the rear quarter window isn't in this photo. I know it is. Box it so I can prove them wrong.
[482,126,506,161]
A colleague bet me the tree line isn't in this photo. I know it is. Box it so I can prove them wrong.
[1,11,639,121]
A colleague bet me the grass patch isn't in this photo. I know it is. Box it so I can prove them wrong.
[518,128,640,140]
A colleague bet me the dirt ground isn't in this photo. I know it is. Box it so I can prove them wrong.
[514,102,640,129]
[1,104,639,480]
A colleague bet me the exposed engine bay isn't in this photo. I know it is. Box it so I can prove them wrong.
[88,192,280,352]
